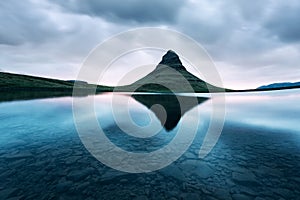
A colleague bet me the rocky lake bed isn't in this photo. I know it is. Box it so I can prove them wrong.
[1,90,300,199]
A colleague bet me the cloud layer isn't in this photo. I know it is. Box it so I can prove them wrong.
[54,0,183,24]
[0,0,300,89]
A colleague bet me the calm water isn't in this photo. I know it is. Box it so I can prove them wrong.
[0,90,300,200]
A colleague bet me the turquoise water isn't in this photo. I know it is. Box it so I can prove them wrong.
[0,90,300,199]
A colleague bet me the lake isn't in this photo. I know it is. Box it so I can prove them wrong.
[0,89,300,199]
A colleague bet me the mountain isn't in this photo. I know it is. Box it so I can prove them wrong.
[116,50,227,93]
[257,82,300,90]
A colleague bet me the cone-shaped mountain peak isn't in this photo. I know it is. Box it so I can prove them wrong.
[158,50,186,70]
[116,50,226,93]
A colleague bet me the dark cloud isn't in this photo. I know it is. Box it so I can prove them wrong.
[176,1,266,54]
[0,0,77,46]
[229,0,271,21]
[0,0,300,89]
[53,0,184,24]
[264,2,300,42]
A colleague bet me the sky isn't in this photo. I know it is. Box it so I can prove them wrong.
[0,0,300,89]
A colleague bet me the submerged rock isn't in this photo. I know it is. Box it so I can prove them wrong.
[232,171,259,186]
[180,192,201,200]
[160,165,186,182]
[180,160,214,179]
[232,193,254,200]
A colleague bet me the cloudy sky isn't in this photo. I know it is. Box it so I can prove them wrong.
[1,0,300,89]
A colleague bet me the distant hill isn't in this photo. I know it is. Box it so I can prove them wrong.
[0,72,74,89]
[0,72,113,102]
[116,50,228,93]
[0,72,113,91]
[257,82,300,90]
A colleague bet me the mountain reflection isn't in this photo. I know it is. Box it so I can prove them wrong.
[131,94,208,131]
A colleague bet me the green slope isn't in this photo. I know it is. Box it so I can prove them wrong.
[0,72,74,89]
[0,72,113,91]
[116,50,228,93]
[0,72,113,102]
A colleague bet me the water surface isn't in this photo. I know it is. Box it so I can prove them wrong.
[0,90,300,199]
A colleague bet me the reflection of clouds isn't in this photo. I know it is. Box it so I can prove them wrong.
[94,93,163,138]
[225,90,300,104]
[224,89,300,132]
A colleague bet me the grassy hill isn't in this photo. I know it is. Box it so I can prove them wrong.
[116,65,228,93]
[0,72,73,88]
[0,72,113,102]
[116,50,229,93]
[0,72,113,91]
